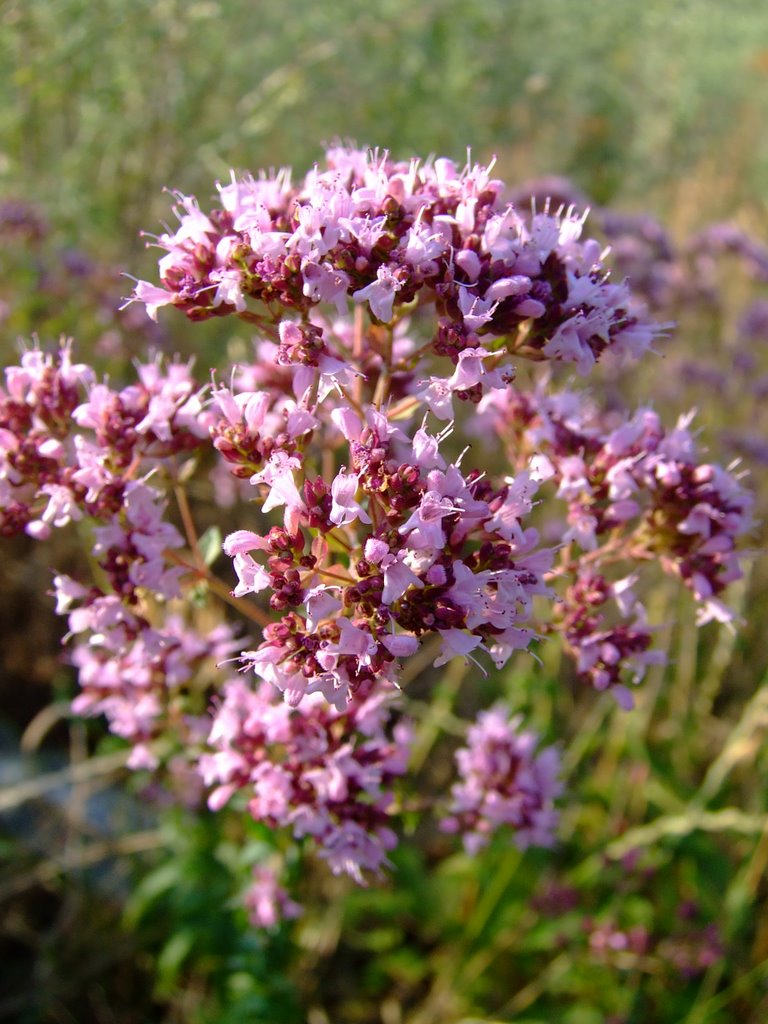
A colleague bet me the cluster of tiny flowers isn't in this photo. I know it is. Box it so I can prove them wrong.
[221,393,553,711]
[530,870,726,983]
[200,681,412,884]
[484,384,752,621]
[0,342,207,539]
[132,146,661,383]
[0,342,228,767]
[509,187,768,314]
[440,704,561,853]
[0,145,754,914]
[0,344,94,537]
[49,473,240,768]
[65,597,237,770]
[509,179,768,484]
[475,379,752,705]
[584,910,723,979]
[656,921,724,979]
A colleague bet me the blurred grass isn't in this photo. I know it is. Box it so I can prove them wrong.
[2,1,768,1021]
[2,0,768,260]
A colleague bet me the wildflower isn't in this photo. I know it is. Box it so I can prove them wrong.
[441,705,562,853]
[243,866,302,928]
[201,681,411,884]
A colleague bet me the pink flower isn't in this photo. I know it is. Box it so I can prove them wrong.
[441,706,562,853]
[457,287,498,330]
[353,265,405,323]
[399,490,460,549]
[251,452,306,517]
[329,468,371,527]
[129,280,177,321]
[244,866,302,929]
[433,628,484,668]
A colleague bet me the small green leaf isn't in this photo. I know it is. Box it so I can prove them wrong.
[198,525,223,567]
[156,929,196,992]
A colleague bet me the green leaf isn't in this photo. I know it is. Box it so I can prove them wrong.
[156,928,196,993]
[123,860,181,927]
[198,524,223,567]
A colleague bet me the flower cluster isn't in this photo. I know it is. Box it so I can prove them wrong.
[0,145,755,916]
[0,343,224,767]
[132,148,661,382]
[583,910,724,979]
[475,377,752,706]
[484,383,752,627]
[0,343,207,539]
[441,704,562,853]
[243,865,302,929]
[49,475,240,769]
[200,681,411,883]
[67,602,238,771]
[222,394,553,712]
[0,344,94,537]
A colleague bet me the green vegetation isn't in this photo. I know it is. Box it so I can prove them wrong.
[2,0,767,250]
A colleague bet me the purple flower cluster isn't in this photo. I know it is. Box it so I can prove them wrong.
[558,571,662,710]
[0,344,94,537]
[66,602,237,771]
[583,910,723,980]
[656,922,724,979]
[0,343,225,767]
[532,190,768,484]
[0,145,755,916]
[221,392,553,711]
[571,205,768,313]
[243,865,302,929]
[441,704,561,853]
[200,681,412,883]
[0,343,207,540]
[479,380,752,704]
[131,147,661,379]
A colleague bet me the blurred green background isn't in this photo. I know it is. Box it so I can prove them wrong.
[2,2,768,1022]
[2,0,767,256]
